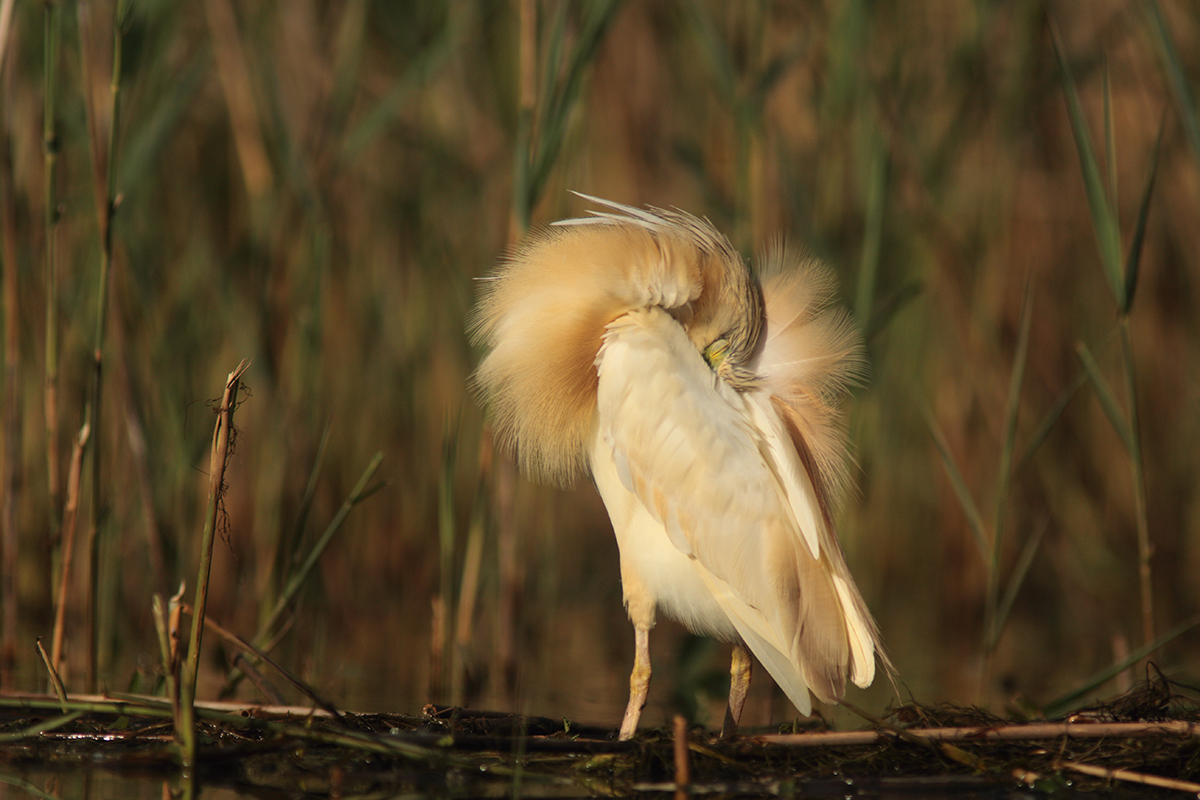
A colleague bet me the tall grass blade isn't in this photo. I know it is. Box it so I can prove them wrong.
[1120,318,1154,647]
[254,451,385,652]
[1016,368,1087,471]
[987,519,1047,651]
[922,404,989,563]
[1051,22,1124,308]
[1122,117,1164,315]
[116,53,207,190]
[1017,324,1122,470]
[864,281,922,343]
[992,282,1033,570]
[855,128,888,329]
[682,2,737,108]
[1074,341,1133,453]
[340,7,463,162]
[1102,59,1116,209]
[525,0,620,211]
[275,421,332,603]
[1043,613,1200,717]
[985,282,1033,651]
[152,594,179,726]
[511,0,539,234]
[1145,0,1200,166]
[537,3,571,124]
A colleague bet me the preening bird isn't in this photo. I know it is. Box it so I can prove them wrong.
[470,195,887,740]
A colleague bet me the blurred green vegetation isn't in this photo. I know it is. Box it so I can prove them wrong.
[0,0,1198,733]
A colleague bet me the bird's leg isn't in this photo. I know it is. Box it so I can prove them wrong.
[618,625,652,740]
[721,641,753,739]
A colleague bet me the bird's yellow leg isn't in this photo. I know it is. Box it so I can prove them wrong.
[618,626,652,740]
[721,641,753,739]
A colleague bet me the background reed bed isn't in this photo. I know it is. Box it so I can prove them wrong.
[0,0,1197,733]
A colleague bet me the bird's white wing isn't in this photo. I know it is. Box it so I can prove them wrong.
[595,305,855,709]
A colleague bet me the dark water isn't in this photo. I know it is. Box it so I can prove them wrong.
[0,763,1095,799]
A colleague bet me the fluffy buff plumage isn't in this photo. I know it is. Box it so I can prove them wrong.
[469,195,887,731]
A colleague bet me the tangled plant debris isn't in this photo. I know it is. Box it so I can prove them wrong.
[2,673,1199,796]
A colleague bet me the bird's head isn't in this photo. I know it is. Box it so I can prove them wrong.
[652,211,766,392]
[689,258,764,391]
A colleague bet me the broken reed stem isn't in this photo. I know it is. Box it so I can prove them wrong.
[189,608,340,716]
[35,639,67,709]
[50,421,90,672]
[151,594,180,731]
[177,360,248,767]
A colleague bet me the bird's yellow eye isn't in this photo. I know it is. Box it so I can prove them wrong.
[703,339,730,371]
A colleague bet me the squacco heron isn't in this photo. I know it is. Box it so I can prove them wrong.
[470,196,887,740]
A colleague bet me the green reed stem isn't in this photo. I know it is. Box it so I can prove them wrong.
[81,0,130,693]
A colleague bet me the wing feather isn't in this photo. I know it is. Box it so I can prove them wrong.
[758,252,888,688]
[595,305,861,711]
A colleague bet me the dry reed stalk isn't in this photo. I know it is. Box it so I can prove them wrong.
[758,718,1200,746]
[491,450,518,703]
[452,441,490,705]
[428,596,445,701]
[203,0,272,198]
[50,421,90,672]
[0,52,18,687]
[177,360,249,766]
[42,0,63,521]
[436,421,458,702]
[488,0,539,708]
[672,714,690,800]
[0,0,15,65]
[1054,759,1200,793]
